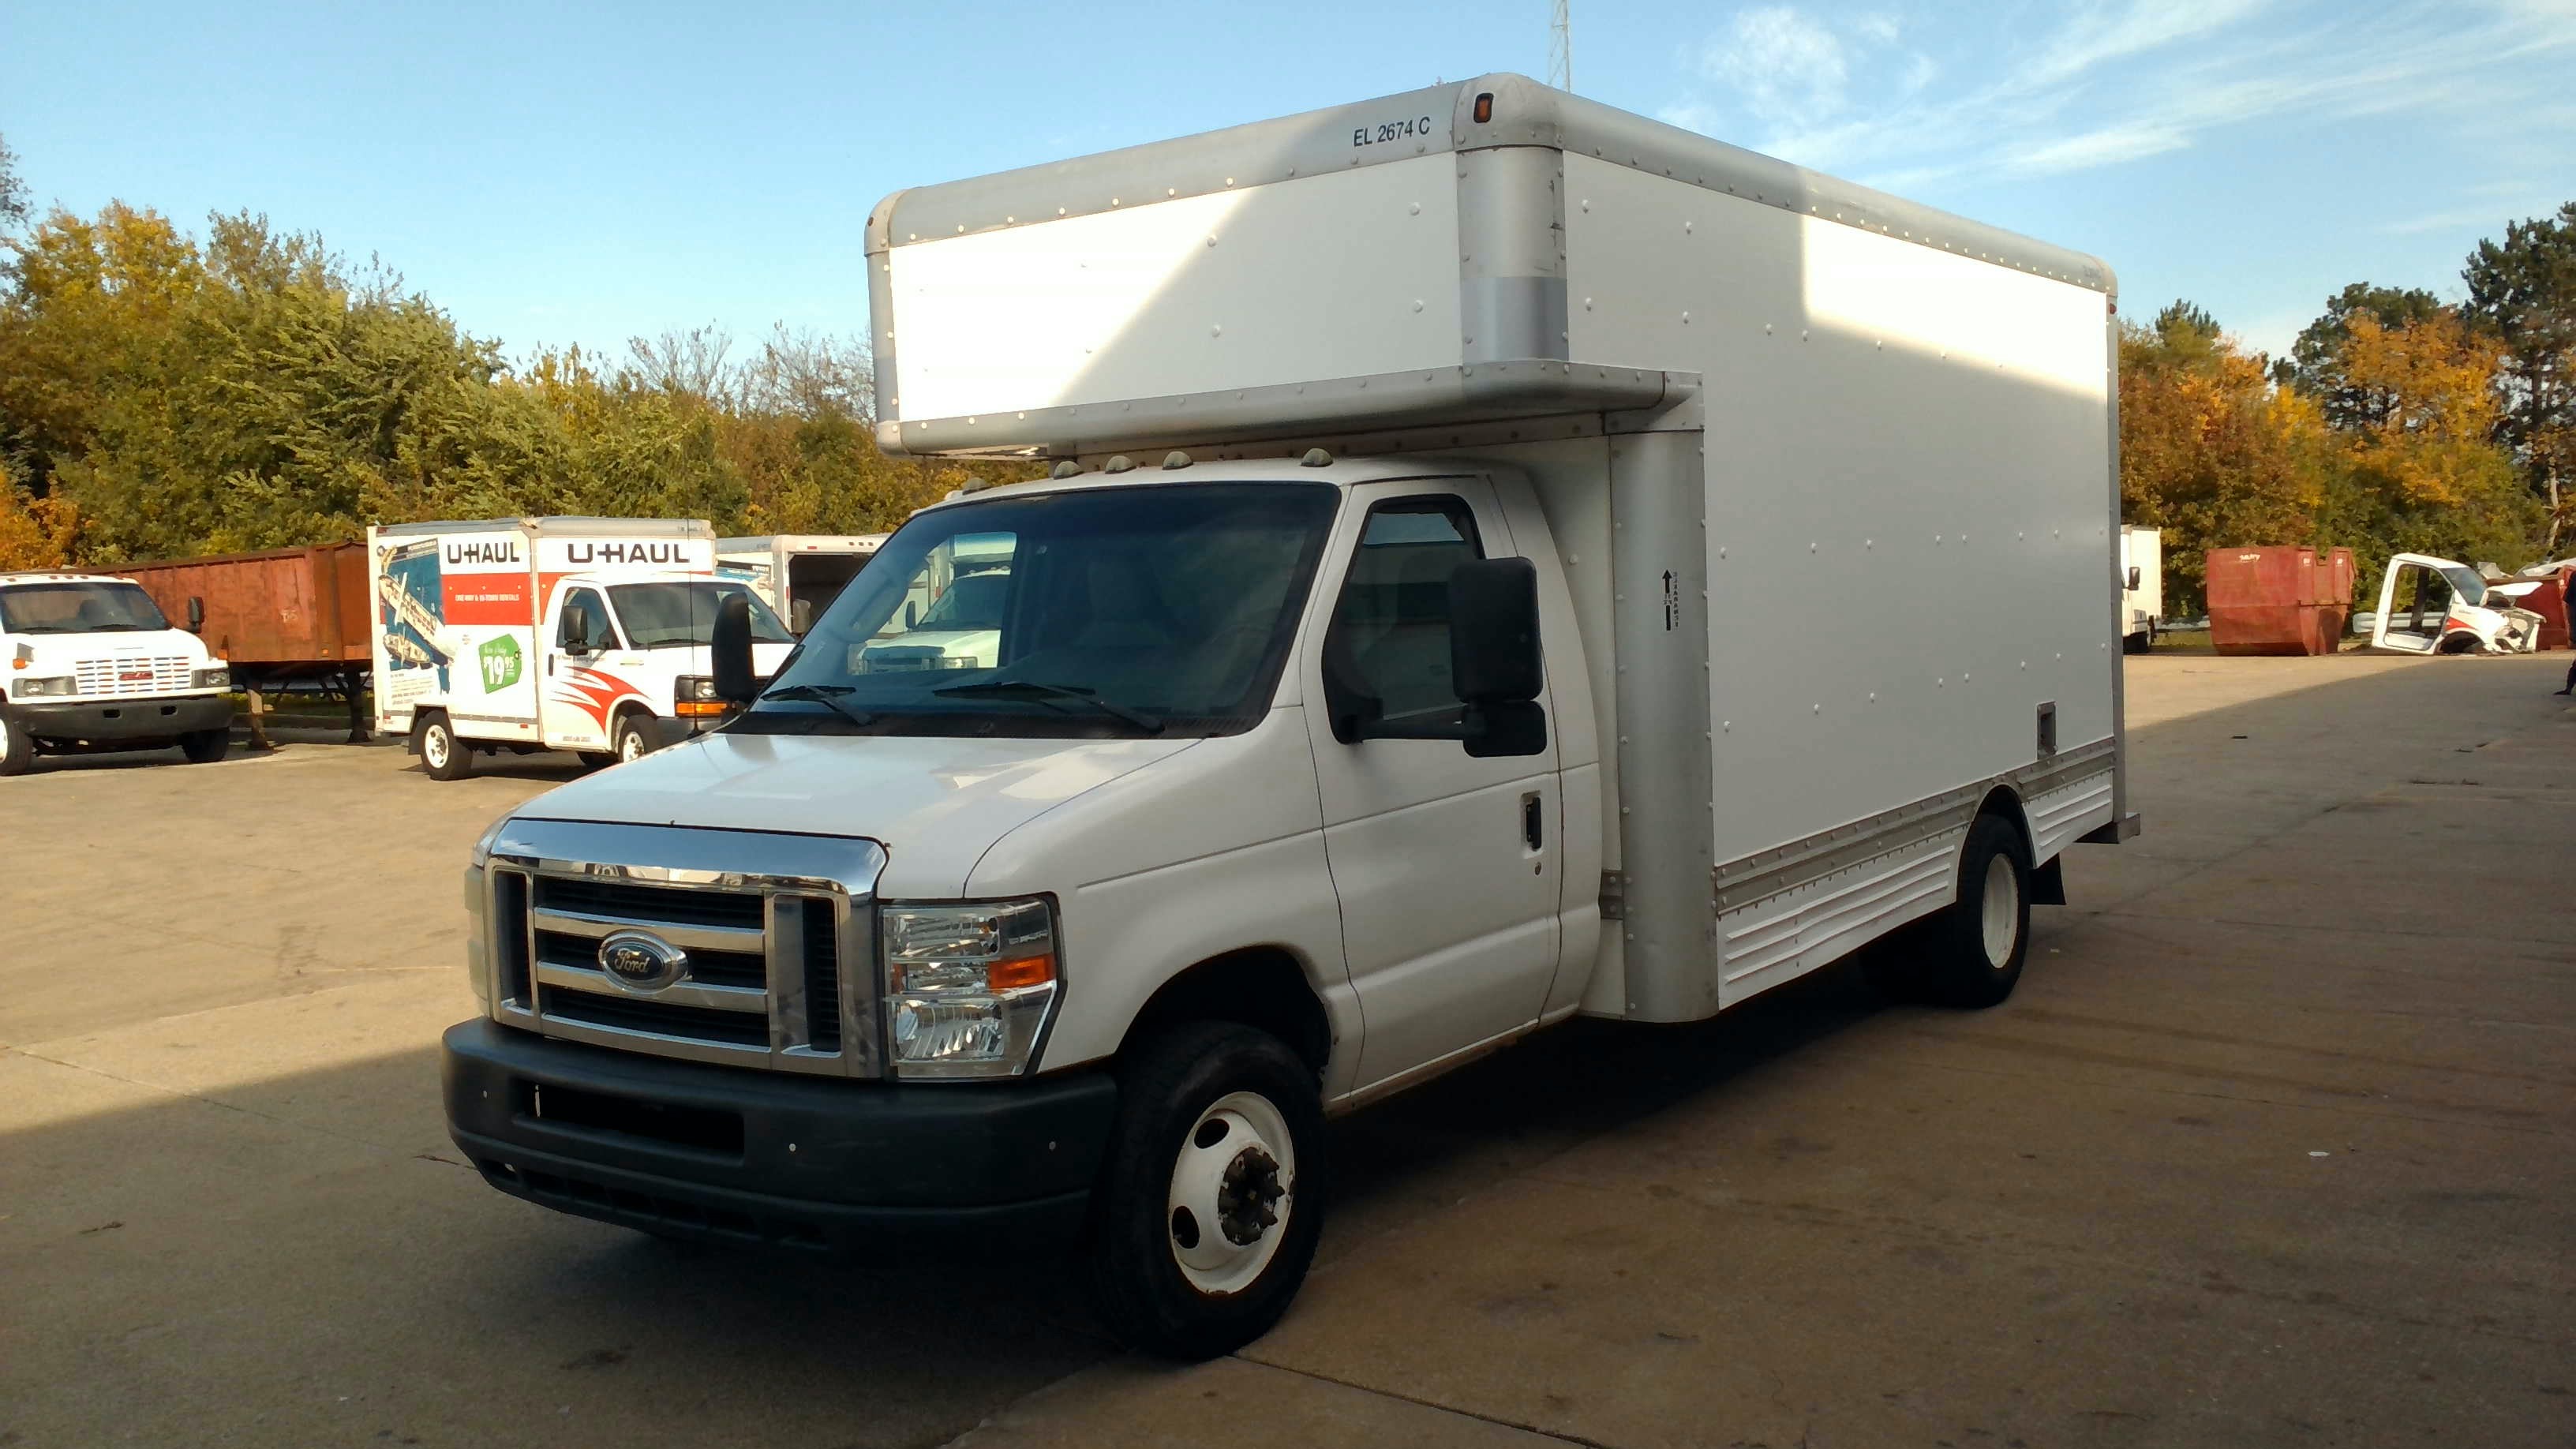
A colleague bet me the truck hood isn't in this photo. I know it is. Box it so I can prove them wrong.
[510,730,1198,897]
[14,627,214,665]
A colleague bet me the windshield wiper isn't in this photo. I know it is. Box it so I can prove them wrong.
[761,683,878,728]
[934,679,1163,733]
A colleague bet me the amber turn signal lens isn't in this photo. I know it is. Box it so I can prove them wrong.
[987,954,1056,991]
[675,699,728,717]
[1473,92,1494,125]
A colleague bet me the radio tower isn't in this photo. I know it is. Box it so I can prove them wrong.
[1548,0,1572,92]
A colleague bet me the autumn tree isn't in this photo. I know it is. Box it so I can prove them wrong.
[2312,312,2540,582]
[2275,282,2444,429]
[2462,202,2576,548]
[0,133,27,234]
[2118,303,2327,614]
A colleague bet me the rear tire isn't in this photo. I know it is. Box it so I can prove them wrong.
[179,728,230,763]
[0,713,34,777]
[1919,813,2031,1008]
[1088,1022,1326,1361]
[415,711,471,781]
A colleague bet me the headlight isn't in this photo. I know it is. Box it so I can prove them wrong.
[192,665,230,690]
[882,897,1059,1079]
[13,675,75,698]
[673,675,726,717]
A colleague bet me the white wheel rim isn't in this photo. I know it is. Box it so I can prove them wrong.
[618,728,646,762]
[423,726,449,769]
[1980,853,2020,968]
[1166,1090,1295,1297]
[0,724,11,762]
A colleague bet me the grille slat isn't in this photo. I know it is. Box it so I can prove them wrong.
[533,877,766,930]
[542,989,773,1046]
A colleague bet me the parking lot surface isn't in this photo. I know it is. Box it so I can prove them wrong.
[4,654,2570,1448]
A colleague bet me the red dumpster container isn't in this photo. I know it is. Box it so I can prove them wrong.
[2206,545,2354,656]
[121,541,372,683]
[2516,566,2570,651]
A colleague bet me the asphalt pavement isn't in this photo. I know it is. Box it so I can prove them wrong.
[2,653,2569,1448]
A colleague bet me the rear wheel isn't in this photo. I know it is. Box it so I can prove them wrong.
[0,713,34,777]
[1869,812,2031,1008]
[415,711,471,781]
[179,728,230,763]
[1088,1022,1325,1361]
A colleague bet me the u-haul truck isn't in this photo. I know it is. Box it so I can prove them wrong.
[368,517,795,779]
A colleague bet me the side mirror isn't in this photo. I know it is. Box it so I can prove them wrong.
[712,593,758,702]
[2126,566,2142,591]
[790,598,814,635]
[186,597,205,634]
[905,601,919,629]
[1450,558,1543,705]
[561,603,593,653]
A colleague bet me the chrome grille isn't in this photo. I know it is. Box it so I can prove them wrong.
[481,819,886,1078]
[73,656,192,696]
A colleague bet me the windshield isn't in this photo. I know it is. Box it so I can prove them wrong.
[741,481,1340,738]
[606,582,793,648]
[0,581,171,635]
[2439,566,2488,607]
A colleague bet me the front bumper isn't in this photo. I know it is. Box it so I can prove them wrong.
[442,1019,1117,1251]
[9,693,231,743]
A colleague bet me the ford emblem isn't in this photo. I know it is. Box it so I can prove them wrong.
[597,930,689,992]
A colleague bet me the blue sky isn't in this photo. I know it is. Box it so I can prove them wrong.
[6,1,2571,369]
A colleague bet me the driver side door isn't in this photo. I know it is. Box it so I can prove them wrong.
[1301,477,1562,1096]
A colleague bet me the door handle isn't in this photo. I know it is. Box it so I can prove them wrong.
[1522,792,1544,852]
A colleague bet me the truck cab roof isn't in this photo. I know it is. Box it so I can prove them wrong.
[919,455,1476,518]
[0,571,139,588]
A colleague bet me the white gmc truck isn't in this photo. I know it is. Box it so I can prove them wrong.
[443,75,2134,1358]
[2,571,234,776]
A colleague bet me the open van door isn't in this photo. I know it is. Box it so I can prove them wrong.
[2371,554,2466,655]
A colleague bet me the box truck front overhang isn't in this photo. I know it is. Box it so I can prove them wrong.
[865,73,2111,462]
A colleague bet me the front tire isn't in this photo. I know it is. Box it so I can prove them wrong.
[1088,1022,1326,1361]
[179,728,230,763]
[612,712,653,765]
[0,713,34,777]
[415,711,471,781]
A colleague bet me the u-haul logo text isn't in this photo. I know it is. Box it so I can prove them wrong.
[446,541,522,565]
[567,542,685,565]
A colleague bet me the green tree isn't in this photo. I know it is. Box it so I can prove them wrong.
[2461,202,2576,548]
[2274,282,2444,428]
[0,133,28,234]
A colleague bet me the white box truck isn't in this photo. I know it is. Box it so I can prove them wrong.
[370,518,796,777]
[441,75,2132,1357]
[717,534,887,635]
[2,571,234,775]
[2119,524,2162,652]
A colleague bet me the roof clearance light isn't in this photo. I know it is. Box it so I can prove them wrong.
[1050,460,1083,479]
[1473,92,1495,125]
[1162,451,1193,470]
[1103,455,1136,474]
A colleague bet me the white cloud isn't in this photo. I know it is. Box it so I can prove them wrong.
[1661,0,2576,192]
[2000,124,2188,177]
[1696,6,1852,130]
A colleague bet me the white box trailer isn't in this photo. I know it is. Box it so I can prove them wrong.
[717,534,887,635]
[369,517,795,776]
[2120,525,2162,651]
[442,75,2131,1358]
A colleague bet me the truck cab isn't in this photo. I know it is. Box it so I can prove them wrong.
[2369,553,2545,656]
[1,571,234,777]
[421,570,796,775]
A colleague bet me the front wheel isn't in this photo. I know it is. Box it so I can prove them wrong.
[0,713,34,777]
[1088,1022,1326,1361]
[179,728,230,763]
[612,712,654,765]
[1923,813,2031,1007]
[415,711,472,781]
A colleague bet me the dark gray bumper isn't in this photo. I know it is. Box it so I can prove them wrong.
[442,1019,1116,1252]
[13,693,231,743]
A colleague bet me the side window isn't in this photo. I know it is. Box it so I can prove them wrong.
[1324,496,1484,728]
[557,588,616,652]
